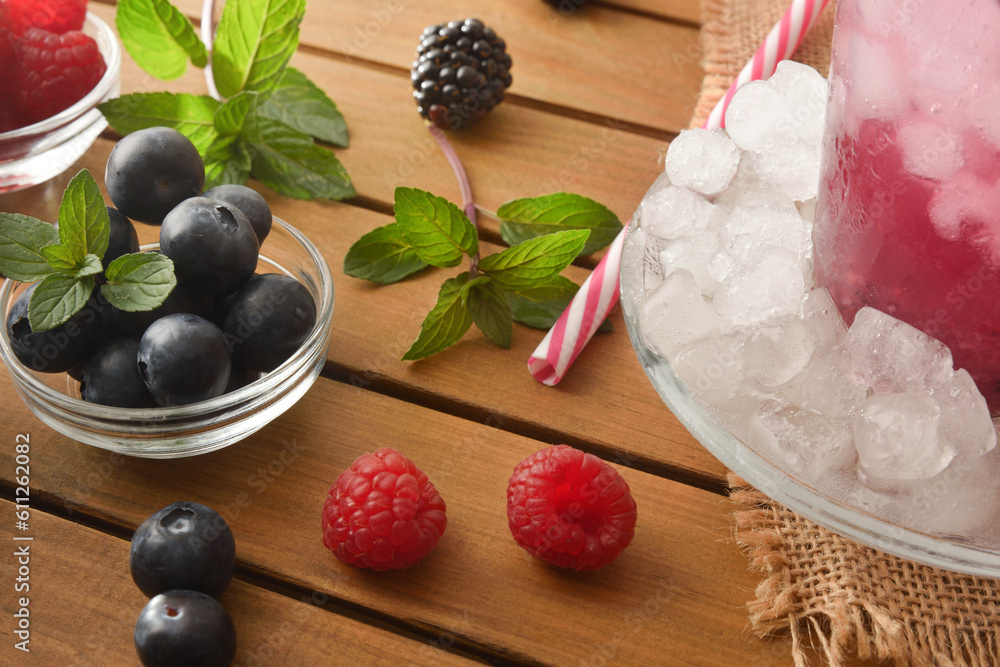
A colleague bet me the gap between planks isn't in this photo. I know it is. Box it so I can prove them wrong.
[0,481,544,667]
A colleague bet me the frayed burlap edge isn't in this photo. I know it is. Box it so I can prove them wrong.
[729,473,1000,667]
[690,0,836,129]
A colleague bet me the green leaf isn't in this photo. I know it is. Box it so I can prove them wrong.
[101,253,177,312]
[402,275,473,361]
[0,213,59,282]
[242,114,355,200]
[343,223,428,284]
[204,137,254,189]
[498,193,623,256]
[466,278,512,349]
[57,170,109,265]
[115,0,208,80]
[75,254,105,279]
[478,229,590,291]
[99,93,222,155]
[27,274,94,332]
[504,275,615,333]
[393,188,478,268]
[212,0,305,97]
[258,67,349,147]
[215,92,259,136]
[40,245,82,274]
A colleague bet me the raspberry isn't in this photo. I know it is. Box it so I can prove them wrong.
[12,27,107,125]
[410,18,513,131]
[7,0,87,36]
[322,448,447,570]
[507,445,637,571]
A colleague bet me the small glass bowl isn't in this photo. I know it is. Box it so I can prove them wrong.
[0,218,334,458]
[0,12,122,193]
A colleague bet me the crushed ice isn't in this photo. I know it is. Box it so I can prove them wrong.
[626,61,1000,541]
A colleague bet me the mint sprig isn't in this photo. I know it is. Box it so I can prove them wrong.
[0,170,177,331]
[498,193,623,257]
[101,0,354,200]
[345,187,616,360]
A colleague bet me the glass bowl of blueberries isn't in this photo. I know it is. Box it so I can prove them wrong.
[0,11,122,193]
[0,128,334,458]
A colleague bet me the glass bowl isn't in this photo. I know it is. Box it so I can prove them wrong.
[0,217,334,458]
[0,12,122,193]
[620,183,1000,578]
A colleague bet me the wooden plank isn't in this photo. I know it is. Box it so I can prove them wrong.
[0,135,728,485]
[0,373,796,666]
[0,499,477,665]
[170,0,704,133]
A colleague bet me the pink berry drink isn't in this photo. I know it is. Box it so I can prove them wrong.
[813,0,1000,412]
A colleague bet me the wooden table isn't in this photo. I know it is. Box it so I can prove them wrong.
[0,1,835,664]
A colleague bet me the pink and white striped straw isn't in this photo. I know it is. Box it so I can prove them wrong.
[528,0,831,386]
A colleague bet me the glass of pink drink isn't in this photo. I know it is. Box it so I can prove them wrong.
[813,0,1000,412]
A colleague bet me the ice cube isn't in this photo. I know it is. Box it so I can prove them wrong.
[801,288,848,355]
[931,368,997,459]
[724,80,789,153]
[638,269,724,359]
[658,228,722,297]
[846,32,909,122]
[664,128,741,197]
[749,399,856,484]
[898,116,964,181]
[712,247,808,328]
[776,349,868,420]
[853,392,955,481]
[641,185,717,241]
[713,154,789,211]
[741,317,815,388]
[767,60,828,147]
[672,334,760,418]
[966,86,1000,151]
[620,222,650,303]
[749,141,822,202]
[722,205,811,266]
[842,307,954,393]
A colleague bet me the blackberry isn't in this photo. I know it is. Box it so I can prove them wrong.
[410,18,512,131]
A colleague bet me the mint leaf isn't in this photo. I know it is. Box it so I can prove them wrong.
[215,92,259,136]
[116,0,208,80]
[242,114,355,200]
[204,137,254,189]
[57,170,109,265]
[258,67,349,147]
[99,93,222,154]
[504,275,614,333]
[27,274,94,332]
[75,254,105,279]
[466,278,512,349]
[213,0,305,97]
[0,213,59,282]
[498,193,622,256]
[478,229,590,291]
[40,245,82,274]
[393,188,478,268]
[402,275,473,360]
[102,253,177,312]
[343,223,428,284]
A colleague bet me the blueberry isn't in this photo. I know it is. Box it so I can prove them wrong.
[223,274,317,372]
[137,314,231,406]
[202,184,272,246]
[224,362,259,393]
[134,590,236,667]
[6,284,104,373]
[79,338,156,408]
[160,197,259,299]
[130,502,236,599]
[105,127,205,225]
[104,206,140,270]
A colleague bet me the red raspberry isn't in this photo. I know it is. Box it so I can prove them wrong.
[322,448,447,571]
[7,0,87,36]
[507,445,638,571]
[12,27,107,125]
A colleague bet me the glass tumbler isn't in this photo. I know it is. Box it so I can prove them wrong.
[812,0,1000,411]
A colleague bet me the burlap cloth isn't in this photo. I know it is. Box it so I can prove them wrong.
[694,2,1000,665]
